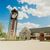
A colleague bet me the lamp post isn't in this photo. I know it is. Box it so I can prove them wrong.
[8,9,18,40]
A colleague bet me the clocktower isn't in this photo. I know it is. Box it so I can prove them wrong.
[8,9,18,40]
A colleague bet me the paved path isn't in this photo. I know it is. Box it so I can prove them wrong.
[0,40,50,50]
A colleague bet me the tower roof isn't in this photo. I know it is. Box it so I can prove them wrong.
[11,9,18,14]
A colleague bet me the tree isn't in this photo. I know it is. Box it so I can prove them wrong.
[0,23,6,38]
[0,23,3,32]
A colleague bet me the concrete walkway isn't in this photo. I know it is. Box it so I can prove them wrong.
[0,40,50,50]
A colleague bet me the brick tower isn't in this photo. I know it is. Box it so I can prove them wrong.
[7,9,18,40]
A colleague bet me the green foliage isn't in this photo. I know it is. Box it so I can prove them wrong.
[0,22,6,38]
[16,37,19,41]
[0,23,3,32]
[0,32,6,38]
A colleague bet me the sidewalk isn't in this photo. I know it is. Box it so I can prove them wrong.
[0,40,50,50]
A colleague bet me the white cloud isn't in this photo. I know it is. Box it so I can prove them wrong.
[6,5,18,11]
[6,5,28,20]
[18,0,50,17]
[6,5,12,12]
[17,0,41,4]
[18,0,50,5]
[23,22,40,28]
[17,22,40,34]
[47,25,50,27]
[7,0,50,18]
[18,11,28,20]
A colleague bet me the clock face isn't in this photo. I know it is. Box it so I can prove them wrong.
[12,13,18,18]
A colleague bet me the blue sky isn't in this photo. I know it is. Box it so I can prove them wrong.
[0,0,50,33]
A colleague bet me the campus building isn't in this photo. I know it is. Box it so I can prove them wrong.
[19,27,50,41]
